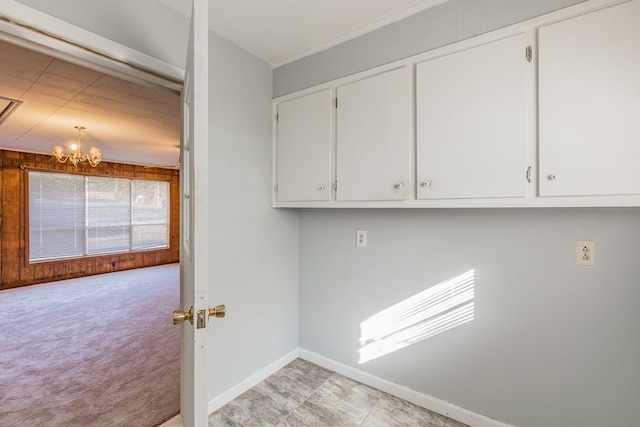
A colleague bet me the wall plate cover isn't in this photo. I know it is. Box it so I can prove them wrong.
[357,230,367,247]
[576,240,595,266]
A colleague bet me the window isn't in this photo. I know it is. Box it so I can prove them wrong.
[29,171,169,262]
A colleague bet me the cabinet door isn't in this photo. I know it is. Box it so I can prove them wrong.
[416,34,529,200]
[276,89,332,201]
[336,67,411,201]
[539,1,640,197]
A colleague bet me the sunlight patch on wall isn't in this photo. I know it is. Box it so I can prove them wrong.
[359,270,475,364]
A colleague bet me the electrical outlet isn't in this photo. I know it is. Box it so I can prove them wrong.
[576,240,595,266]
[356,230,367,248]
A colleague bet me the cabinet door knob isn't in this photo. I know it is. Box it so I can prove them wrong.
[394,182,403,190]
[420,180,431,188]
[548,174,557,181]
[318,185,325,191]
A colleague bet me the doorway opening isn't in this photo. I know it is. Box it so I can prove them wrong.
[0,18,184,427]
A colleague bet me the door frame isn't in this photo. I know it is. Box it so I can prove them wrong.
[0,2,184,92]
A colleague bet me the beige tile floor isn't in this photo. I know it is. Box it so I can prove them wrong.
[207,359,470,427]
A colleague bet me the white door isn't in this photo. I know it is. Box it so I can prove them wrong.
[177,0,209,426]
[336,67,412,201]
[416,34,529,200]
[276,89,332,202]
[538,1,640,197]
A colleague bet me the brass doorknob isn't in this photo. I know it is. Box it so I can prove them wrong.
[208,304,226,318]
[173,307,194,325]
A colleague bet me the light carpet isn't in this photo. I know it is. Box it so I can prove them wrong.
[0,264,180,427]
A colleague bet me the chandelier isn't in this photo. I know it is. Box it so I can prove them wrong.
[52,126,102,167]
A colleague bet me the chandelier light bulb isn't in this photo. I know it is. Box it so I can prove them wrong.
[51,126,102,167]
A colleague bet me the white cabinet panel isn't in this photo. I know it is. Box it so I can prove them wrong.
[416,34,529,200]
[276,89,332,201]
[539,1,640,197]
[336,67,411,201]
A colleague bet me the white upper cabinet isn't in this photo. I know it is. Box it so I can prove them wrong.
[272,0,640,208]
[275,89,332,201]
[416,33,529,200]
[336,67,412,201]
[538,1,640,197]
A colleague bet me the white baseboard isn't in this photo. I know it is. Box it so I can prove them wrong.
[207,348,299,414]
[205,347,513,427]
[299,349,514,427]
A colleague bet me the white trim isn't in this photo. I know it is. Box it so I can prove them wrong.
[200,347,514,426]
[0,0,184,91]
[299,349,515,427]
[269,0,450,68]
[207,349,300,414]
[272,194,640,208]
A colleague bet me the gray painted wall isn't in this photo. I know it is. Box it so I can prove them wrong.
[275,1,640,426]
[299,208,640,426]
[205,31,300,397]
[273,0,587,97]
[13,0,300,403]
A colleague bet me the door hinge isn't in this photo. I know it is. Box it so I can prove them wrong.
[333,181,337,191]
[334,98,338,109]
[526,166,533,183]
[274,184,278,193]
[275,113,279,122]
[525,45,532,62]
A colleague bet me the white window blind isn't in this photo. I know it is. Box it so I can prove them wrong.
[132,179,169,250]
[28,171,169,262]
[87,176,131,254]
[29,173,85,260]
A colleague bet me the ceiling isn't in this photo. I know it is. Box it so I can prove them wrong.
[0,41,180,166]
[0,39,181,168]
[0,0,447,167]
[161,0,448,67]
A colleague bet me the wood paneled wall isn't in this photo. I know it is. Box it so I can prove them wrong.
[0,150,180,290]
